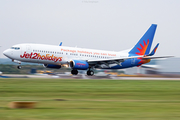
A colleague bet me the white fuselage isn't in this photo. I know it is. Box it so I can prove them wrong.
[3,43,129,66]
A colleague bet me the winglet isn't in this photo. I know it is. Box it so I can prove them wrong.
[59,42,62,46]
[147,43,159,56]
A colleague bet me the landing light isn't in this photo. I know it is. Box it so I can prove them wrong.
[63,64,69,68]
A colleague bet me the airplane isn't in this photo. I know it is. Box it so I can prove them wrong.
[3,24,172,76]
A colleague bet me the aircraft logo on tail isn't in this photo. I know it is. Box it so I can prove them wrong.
[135,39,150,65]
[135,39,149,56]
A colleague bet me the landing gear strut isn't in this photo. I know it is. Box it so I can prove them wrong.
[87,70,94,76]
[12,60,22,69]
[71,69,78,75]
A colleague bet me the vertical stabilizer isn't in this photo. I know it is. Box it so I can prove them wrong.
[129,24,157,56]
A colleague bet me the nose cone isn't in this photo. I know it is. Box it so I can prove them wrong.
[3,49,11,58]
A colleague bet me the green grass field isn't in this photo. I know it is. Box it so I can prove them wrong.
[0,78,180,120]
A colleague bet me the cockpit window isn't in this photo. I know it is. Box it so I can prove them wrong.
[11,47,20,50]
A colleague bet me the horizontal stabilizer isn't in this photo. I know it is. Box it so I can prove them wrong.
[142,56,174,60]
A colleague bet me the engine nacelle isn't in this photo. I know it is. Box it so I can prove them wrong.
[43,64,61,69]
[70,60,89,70]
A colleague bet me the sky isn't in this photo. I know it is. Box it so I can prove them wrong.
[0,0,180,58]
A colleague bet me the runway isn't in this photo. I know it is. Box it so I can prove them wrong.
[2,74,180,80]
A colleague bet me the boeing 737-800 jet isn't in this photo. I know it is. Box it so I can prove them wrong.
[3,24,171,76]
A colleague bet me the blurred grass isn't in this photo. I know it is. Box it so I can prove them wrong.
[0,78,180,120]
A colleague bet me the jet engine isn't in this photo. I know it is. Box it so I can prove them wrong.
[70,60,89,70]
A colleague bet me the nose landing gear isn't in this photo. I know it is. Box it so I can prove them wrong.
[17,65,21,69]
[12,60,22,69]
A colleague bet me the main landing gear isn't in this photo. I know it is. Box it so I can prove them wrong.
[71,69,94,76]
[87,70,94,76]
[71,69,78,75]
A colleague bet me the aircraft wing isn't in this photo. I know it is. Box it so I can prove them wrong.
[86,55,173,67]
[87,56,143,66]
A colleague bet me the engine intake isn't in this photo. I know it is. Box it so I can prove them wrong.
[43,64,61,69]
[70,60,89,70]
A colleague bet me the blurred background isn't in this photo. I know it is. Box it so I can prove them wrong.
[1,57,180,79]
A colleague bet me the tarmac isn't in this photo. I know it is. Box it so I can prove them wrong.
[1,74,180,80]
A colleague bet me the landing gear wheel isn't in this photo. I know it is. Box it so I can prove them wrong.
[71,69,78,75]
[87,70,94,76]
[17,66,21,69]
